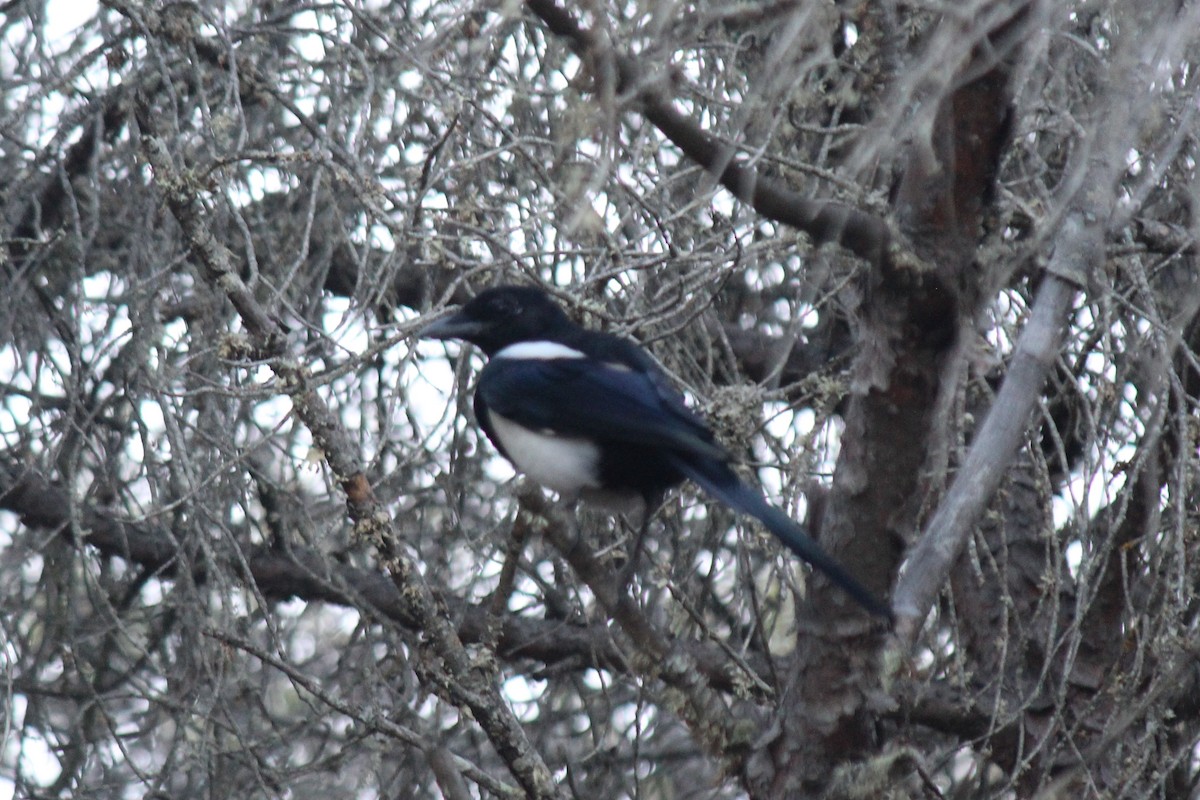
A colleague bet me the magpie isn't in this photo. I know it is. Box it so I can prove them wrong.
[420,285,889,617]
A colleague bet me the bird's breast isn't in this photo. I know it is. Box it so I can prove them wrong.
[486,412,602,496]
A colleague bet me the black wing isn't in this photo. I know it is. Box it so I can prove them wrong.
[476,355,728,463]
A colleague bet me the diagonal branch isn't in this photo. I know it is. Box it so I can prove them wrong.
[525,0,898,272]
[891,0,1196,645]
[891,213,1099,643]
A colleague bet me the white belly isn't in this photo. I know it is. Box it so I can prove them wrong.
[489,413,601,496]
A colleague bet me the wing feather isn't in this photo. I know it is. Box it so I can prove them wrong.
[477,357,727,463]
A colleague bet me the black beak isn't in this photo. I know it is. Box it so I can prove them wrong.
[418,311,482,342]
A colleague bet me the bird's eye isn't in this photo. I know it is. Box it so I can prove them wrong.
[494,298,522,317]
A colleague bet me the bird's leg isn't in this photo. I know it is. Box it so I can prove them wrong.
[559,495,585,558]
[617,493,659,596]
[488,486,542,619]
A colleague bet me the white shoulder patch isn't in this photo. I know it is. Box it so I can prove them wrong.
[495,341,586,360]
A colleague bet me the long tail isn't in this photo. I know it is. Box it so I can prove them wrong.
[669,456,891,619]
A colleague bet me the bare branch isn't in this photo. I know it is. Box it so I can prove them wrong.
[138,134,568,800]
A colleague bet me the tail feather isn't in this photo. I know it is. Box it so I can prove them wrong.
[670,456,891,619]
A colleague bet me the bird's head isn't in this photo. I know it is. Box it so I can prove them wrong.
[419,285,573,356]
